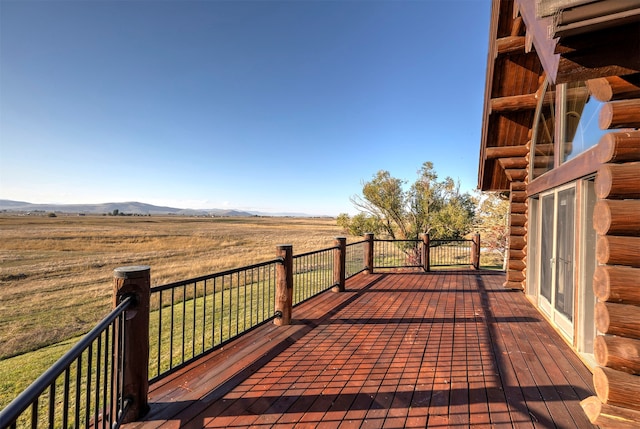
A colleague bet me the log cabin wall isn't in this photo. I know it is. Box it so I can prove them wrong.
[580,75,640,428]
[479,2,640,427]
[505,177,528,290]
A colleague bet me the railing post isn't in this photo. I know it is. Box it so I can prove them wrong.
[333,237,346,292]
[113,266,150,423]
[274,244,293,325]
[421,233,431,272]
[472,233,481,270]
[364,233,374,274]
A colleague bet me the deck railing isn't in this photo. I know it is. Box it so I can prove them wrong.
[292,246,335,305]
[148,259,280,382]
[373,238,423,269]
[0,293,135,429]
[0,233,480,428]
[429,238,476,267]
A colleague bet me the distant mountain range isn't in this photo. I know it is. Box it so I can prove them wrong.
[0,199,323,218]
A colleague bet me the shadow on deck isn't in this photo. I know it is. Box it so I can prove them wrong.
[124,270,595,428]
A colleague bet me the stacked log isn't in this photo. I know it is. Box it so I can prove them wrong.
[505,179,528,290]
[582,90,640,426]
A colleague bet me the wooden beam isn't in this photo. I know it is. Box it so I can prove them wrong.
[510,213,527,227]
[485,145,529,159]
[496,36,526,55]
[587,75,640,102]
[596,235,640,267]
[595,163,640,199]
[593,200,640,236]
[505,169,527,182]
[596,131,640,164]
[593,366,640,410]
[498,157,528,169]
[596,301,640,337]
[509,248,527,260]
[490,93,538,112]
[595,335,640,375]
[594,265,640,305]
[600,99,640,129]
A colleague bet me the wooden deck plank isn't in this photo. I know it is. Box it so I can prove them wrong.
[122,270,596,429]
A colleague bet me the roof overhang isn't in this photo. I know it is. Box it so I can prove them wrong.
[521,0,640,83]
[478,0,545,191]
[478,0,640,192]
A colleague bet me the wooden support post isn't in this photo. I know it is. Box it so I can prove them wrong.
[113,266,150,423]
[472,233,480,270]
[274,245,293,326]
[364,233,374,274]
[420,233,430,272]
[333,237,346,292]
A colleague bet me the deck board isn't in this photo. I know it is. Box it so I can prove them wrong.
[123,270,596,428]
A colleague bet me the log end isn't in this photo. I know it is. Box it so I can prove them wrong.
[595,302,611,335]
[593,200,613,236]
[594,335,609,367]
[596,235,611,265]
[596,132,616,164]
[593,265,611,302]
[580,396,602,423]
[595,165,614,200]
[599,102,614,130]
[503,280,524,290]
[587,78,614,102]
[593,366,610,403]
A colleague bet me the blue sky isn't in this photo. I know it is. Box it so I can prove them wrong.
[1,0,490,216]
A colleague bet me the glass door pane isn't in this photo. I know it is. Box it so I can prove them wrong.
[540,193,555,304]
[555,188,575,321]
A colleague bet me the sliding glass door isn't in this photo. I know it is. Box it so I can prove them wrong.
[537,185,576,339]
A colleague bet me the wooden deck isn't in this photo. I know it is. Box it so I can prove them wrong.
[124,270,596,428]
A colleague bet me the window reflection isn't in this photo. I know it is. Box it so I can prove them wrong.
[563,81,607,162]
[532,82,555,179]
[531,79,611,180]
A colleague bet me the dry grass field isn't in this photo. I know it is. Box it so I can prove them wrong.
[0,214,353,360]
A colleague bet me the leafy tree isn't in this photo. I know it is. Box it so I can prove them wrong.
[337,212,383,236]
[474,191,509,268]
[338,162,475,240]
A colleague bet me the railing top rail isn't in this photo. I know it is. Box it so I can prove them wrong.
[293,246,337,259]
[373,238,421,243]
[430,238,472,242]
[0,296,133,428]
[345,240,366,247]
[152,258,282,292]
